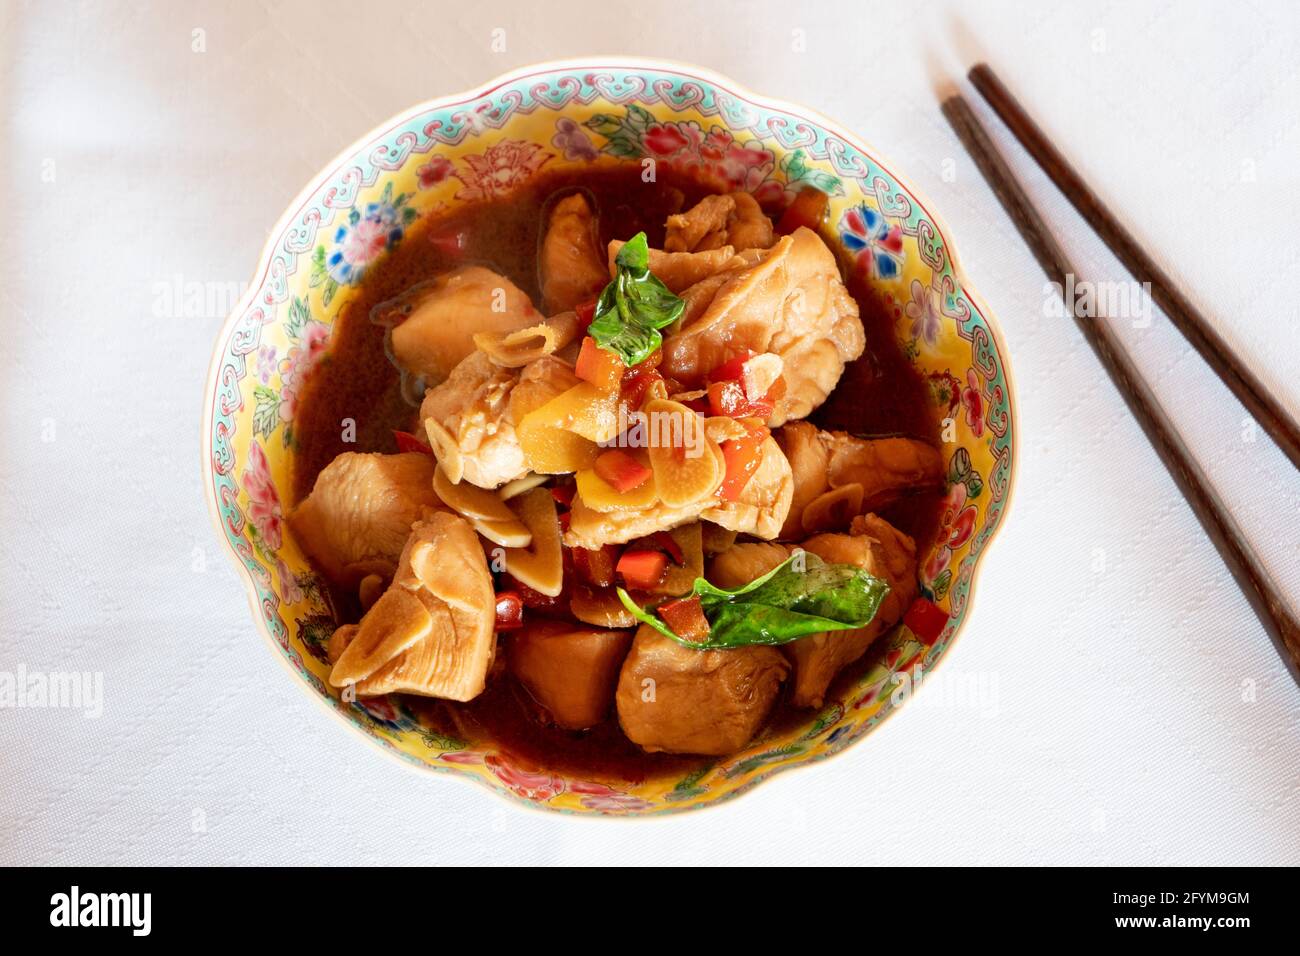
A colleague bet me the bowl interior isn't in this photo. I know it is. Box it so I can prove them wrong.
[204,62,1015,815]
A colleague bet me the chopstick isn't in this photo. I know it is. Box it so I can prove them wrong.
[940,92,1300,683]
[968,63,1300,473]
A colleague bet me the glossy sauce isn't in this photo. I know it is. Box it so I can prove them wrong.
[293,164,942,781]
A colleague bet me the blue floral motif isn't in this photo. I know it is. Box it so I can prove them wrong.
[310,181,417,305]
[840,202,905,280]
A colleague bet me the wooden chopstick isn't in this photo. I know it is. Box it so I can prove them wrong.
[968,63,1300,472]
[940,92,1300,683]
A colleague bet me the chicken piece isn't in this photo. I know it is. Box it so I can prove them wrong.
[607,241,736,294]
[774,421,832,538]
[701,436,793,540]
[385,266,542,385]
[784,514,918,708]
[823,433,945,511]
[776,423,944,535]
[421,353,579,489]
[661,228,865,426]
[706,541,791,589]
[509,621,633,729]
[329,511,496,700]
[664,193,774,253]
[616,625,788,755]
[288,452,439,588]
[539,193,609,314]
[564,495,703,550]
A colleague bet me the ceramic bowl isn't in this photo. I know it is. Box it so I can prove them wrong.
[202,58,1017,815]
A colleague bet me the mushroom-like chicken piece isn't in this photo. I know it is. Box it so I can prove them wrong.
[421,353,580,489]
[383,266,543,385]
[539,193,609,314]
[288,452,439,588]
[615,625,788,755]
[661,228,865,426]
[606,240,737,294]
[663,192,775,253]
[785,514,918,708]
[328,511,496,701]
[776,422,944,537]
[509,621,633,730]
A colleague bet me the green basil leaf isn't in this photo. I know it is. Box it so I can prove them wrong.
[587,231,684,365]
[617,552,891,650]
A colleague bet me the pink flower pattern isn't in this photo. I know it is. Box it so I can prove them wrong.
[923,482,977,583]
[243,440,282,550]
[961,369,986,437]
[417,156,453,189]
[277,321,328,425]
[453,140,552,201]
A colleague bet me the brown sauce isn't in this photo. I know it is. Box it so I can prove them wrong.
[293,164,942,781]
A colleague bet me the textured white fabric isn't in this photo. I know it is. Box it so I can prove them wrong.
[2,0,1297,865]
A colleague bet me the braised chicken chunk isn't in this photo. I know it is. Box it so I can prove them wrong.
[776,422,944,536]
[288,452,439,587]
[616,625,788,755]
[664,192,775,253]
[385,266,542,384]
[661,228,865,426]
[606,240,737,294]
[509,621,633,729]
[329,511,496,700]
[787,514,918,708]
[420,353,579,489]
[540,193,609,314]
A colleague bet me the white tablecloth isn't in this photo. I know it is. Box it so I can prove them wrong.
[2,0,1297,865]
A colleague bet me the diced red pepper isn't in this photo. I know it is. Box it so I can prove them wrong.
[707,379,778,419]
[705,353,783,419]
[657,595,710,643]
[616,549,669,590]
[575,299,598,326]
[429,228,468,258]
[717,422,770,501]
[707,350,756,385]
[575,336,625,391]
[558,511,571,532]
[649,530,685,565]
[776,187,830,235]
[904,597,950,646]
[393,429,434,456]
[594,449,652,492]
[549,483,575,507]
[571,545,619,588]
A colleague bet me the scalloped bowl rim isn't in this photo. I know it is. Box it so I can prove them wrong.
[201,56,1020,818]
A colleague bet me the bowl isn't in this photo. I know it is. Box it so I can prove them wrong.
[202,58,1017,815]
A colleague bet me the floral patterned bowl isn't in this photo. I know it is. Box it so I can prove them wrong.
[202,59,1017,816]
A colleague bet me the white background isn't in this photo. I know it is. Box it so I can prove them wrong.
[2,0,1298,865]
